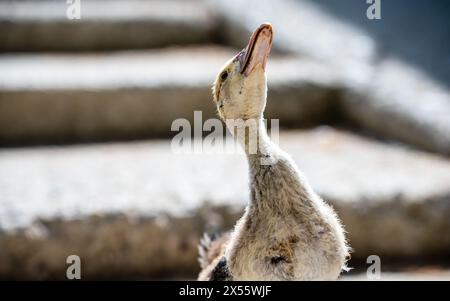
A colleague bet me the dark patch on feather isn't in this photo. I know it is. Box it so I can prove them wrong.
[270,255,288,265]
[210,257,233,281]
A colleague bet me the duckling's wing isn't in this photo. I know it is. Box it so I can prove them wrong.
[197,232,231,280]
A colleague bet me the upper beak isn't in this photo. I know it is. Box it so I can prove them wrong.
[237,23,273,76]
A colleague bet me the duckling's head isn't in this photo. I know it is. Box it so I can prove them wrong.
[212,23,273,121]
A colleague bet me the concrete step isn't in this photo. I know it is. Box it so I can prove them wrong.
[342,59,450,156]
[0,47,339,145]
[0,0,218,51]
[2,46,450,157]
[1,127,449,279]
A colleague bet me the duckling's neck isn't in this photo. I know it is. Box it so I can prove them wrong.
[227,116,314,208]
[226,117,274,162]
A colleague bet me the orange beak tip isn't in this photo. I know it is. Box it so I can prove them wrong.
[241,23,274,76]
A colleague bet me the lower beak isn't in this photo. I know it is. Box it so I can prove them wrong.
[239,23,273,76]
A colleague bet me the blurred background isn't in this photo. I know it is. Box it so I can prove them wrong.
[1,0,450,280]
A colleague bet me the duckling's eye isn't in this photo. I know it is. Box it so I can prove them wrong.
[220,71,228,81]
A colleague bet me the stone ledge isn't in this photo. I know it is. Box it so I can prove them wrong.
[1,128,449,279]
[0,48,338,145]
[341,59,450,156]
[0,0,217,51]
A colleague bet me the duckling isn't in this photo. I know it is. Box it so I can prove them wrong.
[198,23,350,281]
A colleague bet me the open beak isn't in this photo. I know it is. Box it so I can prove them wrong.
[236,23,273,77]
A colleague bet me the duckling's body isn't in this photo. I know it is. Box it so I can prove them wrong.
[198,23,349,281]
